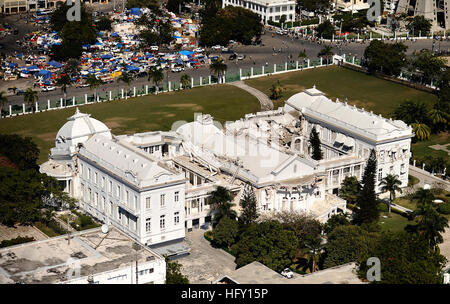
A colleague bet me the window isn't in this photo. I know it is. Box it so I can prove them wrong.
[401,163,406,174]
[146,197,151,209]
[134,195,138,209]
[109,201,113,215]
[378,168,383,181]
[146,218,151,232]
[109,181,112,193]
[95,193,98,206]
[155,146,159,151]
[160,194,165,207]
[101,177,105,190]
[160,215,165,229]
[102,196,105,211]
[88,168,91,180]
[80,164,84,176]
[126,190,129,205]
[81,183,85,199]
[174,212,180,225]
[88,188,92,203]
[118,209,122,220]
[116,185,121,198]
[94,172,98,184]
[174,191,179,202]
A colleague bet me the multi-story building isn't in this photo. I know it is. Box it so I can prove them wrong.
[335,0,370,12]
[222,0,296,24]
[396,0,450,30]
[40,87,413,248]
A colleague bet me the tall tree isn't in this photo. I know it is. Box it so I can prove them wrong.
[231,220,298,272]
[309,126,323,160]
[148,67,164,93]
[238,185,259,227]
[303,235,323,273]
[363,40,408,76]
[0,91,9,118]
[180,73,191,89]
[407,15,432,36]
[408,204,449,248]
[412,122,431,141]
[209,59,227,83]
[118,72,133,97]
[353,149,379,225]
[24,88,38,113]
[56,74,72,106]
[379,174,402,213]
[208,186,236,226]
[212,216,239,248]
[269,80,284,100]
[339,176,360,205]
[318,45,333,65]
[86,74,102,101]
[315,20,335,39]
[165,256,189,284]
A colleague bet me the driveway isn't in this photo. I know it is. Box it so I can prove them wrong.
[177,229,236,284]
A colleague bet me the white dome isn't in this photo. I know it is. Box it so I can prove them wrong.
[53,108,112,156]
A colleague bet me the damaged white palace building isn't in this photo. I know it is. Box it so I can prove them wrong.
[40,87,414,249]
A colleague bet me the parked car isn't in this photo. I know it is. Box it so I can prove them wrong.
[211,45,222,50]
[15,89,25,95]
[171,67,185,73]
[228,53,237,60]
[281,268,294,279]
[193,48,204,53]
[237,54,246,60]
[150,46,158,51]
[42,86,56,92]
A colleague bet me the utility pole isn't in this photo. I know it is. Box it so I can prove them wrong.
[132,242,141,284]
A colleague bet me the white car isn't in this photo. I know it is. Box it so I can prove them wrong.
[211,45,222,50]
[171,67,185,72]
[281,268,294,279]
[193,48,204,53]
[150,45,158,51]
[237,54,245,60]
[41,86,56,92]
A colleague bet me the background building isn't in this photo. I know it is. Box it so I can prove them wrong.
[396,0,450,30]
[222,0,296,24]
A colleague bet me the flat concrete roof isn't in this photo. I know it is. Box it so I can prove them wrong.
[0,227,162,284]
[218,261,363,284]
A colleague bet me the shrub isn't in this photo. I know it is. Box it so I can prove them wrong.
[0,236,35,248]
[378,202,389,212]
[437,203,450,215]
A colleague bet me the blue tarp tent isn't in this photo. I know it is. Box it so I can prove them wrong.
[179,50,194,56]
[101,54,113,59]
[27,65,39,71]
[111,32,119,37]
[125,65,139,72]
[9,62,17,68]
[38,70,52,79]
[48,60,63,68]
[130,8,141,16]
[173,35,182,39]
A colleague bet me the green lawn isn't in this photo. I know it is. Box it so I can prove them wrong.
[410,132,450,162]
[245,65,438,117]
[0,85,260,164]
[378,212,412,233]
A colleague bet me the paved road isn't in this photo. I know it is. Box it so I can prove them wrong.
[409,166,450,192]
[177,228,236,284]
[230,80,273,110]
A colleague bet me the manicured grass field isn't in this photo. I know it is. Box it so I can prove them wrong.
[245,65,438,117]
[378,212,412,233]
[410,132,450,162]
[0,85,260,164]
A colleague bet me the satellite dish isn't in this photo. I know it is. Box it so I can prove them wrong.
[101,224,109,234]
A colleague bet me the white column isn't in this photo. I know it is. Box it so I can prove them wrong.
[85,94,88,104]
[307,59,310,68]
[121,89,124,99]
[97,94,100,102]
[60,98,63,108]
[274,63,276,73]
[296,61,298,69]
[168,82,171,91]
[133,87,136,97]
[22,103,25,114]
[250,67,253,77]
[72,96,75,106]
[352,56,355,64]
[9,105,12,116]
[109,91,112,101]
[199,77,202,86]
[209,75,211,84]
[239,68,242,79]
[191,77,194,87]
[285,62,287,70]
[262,65,264,74]
[47,100,50,109]
[35,102,39,112]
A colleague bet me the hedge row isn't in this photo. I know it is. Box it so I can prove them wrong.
[0,236,35,248]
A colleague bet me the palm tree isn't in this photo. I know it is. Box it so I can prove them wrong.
[269,80,284,100]
[56,74,72,106]
[318,45,333,65]
[64,58,80,77]
[410,203,449,247]
[180,73,190,89]
[303,235,323,273]
[412,122,431,141]
[24,88,38,113]
[209,58,227,83]
[118,72,133,98]
[298,49,307,66]
[414,188,434,205]
[0,91,9,118]
[148,67,164,93]
[208,186,236,226]
[86,74,102,101]
[379,174,402,213]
